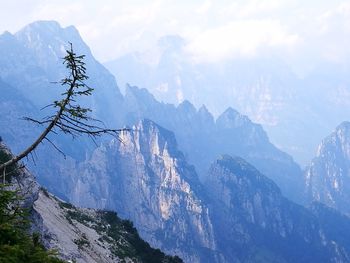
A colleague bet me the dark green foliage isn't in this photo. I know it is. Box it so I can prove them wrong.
[66,209,93,223]
[0,184,66,263]
[74,234,90,250]
[58,201,73,210]
[99,210,183,263]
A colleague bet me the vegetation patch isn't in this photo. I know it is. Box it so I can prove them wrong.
[97,210,183,263]
[74,234,90,250]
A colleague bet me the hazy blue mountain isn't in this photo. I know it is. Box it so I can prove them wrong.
[105,35,350,166]
[0,20,123,128]
[122,85,304,203]
[305,122,350,215]
[205,155,350,262]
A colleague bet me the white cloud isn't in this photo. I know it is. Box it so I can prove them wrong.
[0,0,348,66]
[185,19,300,63]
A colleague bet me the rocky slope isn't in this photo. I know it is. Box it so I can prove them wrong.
[305,121,350,216]
[205,155,350,262]
[0,143,182,263]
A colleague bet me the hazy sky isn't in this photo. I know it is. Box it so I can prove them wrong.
[1,0,350,69]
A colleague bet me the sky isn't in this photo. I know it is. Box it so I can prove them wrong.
[1,0,350,70]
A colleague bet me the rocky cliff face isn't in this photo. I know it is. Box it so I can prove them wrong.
[305,121,350,215]
[205,155,350,263]
[69,120,218,263]
[0,143,182,263]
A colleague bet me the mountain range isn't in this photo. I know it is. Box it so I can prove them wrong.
[105,35,350,166]
[2,20,350,262]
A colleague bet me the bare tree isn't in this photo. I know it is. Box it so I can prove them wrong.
[0,43,124,177]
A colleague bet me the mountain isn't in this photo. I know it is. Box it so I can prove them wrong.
[66,120,219,263]
[205,155,350,262]
[123,86,304,203]
[305,121,350,215]
[1,142,182,263]
[105,35,350,166]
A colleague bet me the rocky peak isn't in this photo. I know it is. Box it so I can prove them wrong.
[216,107,255,130]
[306,121,350,215]
[197,104,212,118]
[15,20,88,64]
[124,85,161,115]
[124,119,180,161]
[197,105,215,129]
[0,30,15,42]
[177,100,197,117]
[205,155,282,226]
